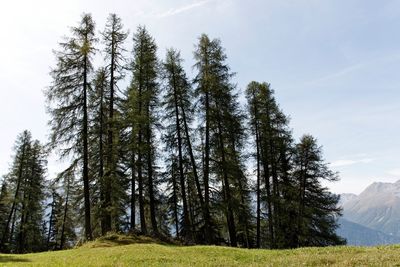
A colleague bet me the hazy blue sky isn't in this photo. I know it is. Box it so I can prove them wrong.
[1,0,399,194]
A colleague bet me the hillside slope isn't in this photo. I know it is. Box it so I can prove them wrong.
[1,240,400,266]
[343,180,400,237]
[337,218,400,246]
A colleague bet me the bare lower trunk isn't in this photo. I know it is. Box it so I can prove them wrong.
[83,54,93,241]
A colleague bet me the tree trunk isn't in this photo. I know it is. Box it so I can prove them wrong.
[180,98,209,240]
[18,179,27,253]
[203,87,212,244]
[265,105,280,245]
[261,142,274,248]
[255,127,261,248]
[146,107,158,234]
[130,148,136,231]
[18,162,35,253]
[9,209,18,251]
[171,163,180,239]
[172,67,191,241]
[60,178,70,250]
[83,54,93,241]
[235,171,250,248]
[137,44,147,235]
[217,119,237,247]
[99,76,106,235]
[251,90,262,248]
[105,27,116,233]
[137,123,146,234]
[297,153,308,248]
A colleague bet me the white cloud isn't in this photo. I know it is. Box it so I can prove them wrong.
[156,0,213,18]
[331,158,374,167]
[304,52,400,87]
[386,169,400,177]
[305,62,365,86]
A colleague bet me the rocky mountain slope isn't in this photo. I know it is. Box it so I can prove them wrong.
[338,180,400,245]
[341,180,400,237]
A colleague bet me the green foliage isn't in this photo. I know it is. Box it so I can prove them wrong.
[45,13,97,241]
[0,14,345,254]
[0,131,47,253]
[101,13,129,234]
[124,26,160,235]
[0,181,10,244]
[50,165,79,250]
[246,82,343,248]
[293,135,345,247]
[46,13,96,157]
[161,49,201,243]
[88,68,109,237]
[194,34,253,247]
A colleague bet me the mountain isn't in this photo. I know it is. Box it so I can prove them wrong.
[337,217,400,246]
[342,180,400,237]
[339,193,357,206]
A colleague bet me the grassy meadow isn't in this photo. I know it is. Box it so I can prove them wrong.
[0,235,399,266]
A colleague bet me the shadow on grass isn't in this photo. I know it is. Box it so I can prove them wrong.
[0,255,31,263]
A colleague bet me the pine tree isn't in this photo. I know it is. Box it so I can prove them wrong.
[46,13,97,240]
[101,13,128,233]
[31,14,347,249]
[246,82,262,248]
[0,180,10,247]
[293,135,345,247]
[16,140,47,253]
[89,68,108,236]
[126,26,159,235]
[0,131,47,253]
[122,74,138,232]
[162,154,181,238]
[162,48,200,242]
[246,81,296,248]
[57,166,78,250]
[193,35,214,244]
[0,131,32,252]
[122,87,138,231]
[194,34,252,247]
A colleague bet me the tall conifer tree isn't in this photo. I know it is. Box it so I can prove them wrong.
[0,131,47,253]
[126,26,159,235]
[246,81,295,248]
[46,13,97,240]
[293,135,345,247]
[101,13,128,233]
[162,49,200,242]
[194,35,252,247]
[89,68,108,236]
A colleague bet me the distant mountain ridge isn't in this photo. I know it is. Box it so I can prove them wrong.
[338,180,400,246]
[342,180,400,237]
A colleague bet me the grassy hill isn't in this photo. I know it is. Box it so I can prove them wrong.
[1,234,400,266]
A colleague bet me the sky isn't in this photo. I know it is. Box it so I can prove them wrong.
[0,0,399,194]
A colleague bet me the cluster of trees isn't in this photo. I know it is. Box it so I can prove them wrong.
[0,13,345,253]
[0,131,48,252]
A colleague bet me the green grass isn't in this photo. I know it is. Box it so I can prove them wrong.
[1,235,400,266]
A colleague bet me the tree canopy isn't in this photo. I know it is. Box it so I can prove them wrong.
[0,13,345,253]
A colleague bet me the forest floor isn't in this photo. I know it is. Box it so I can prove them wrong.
[0,234,400,266]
